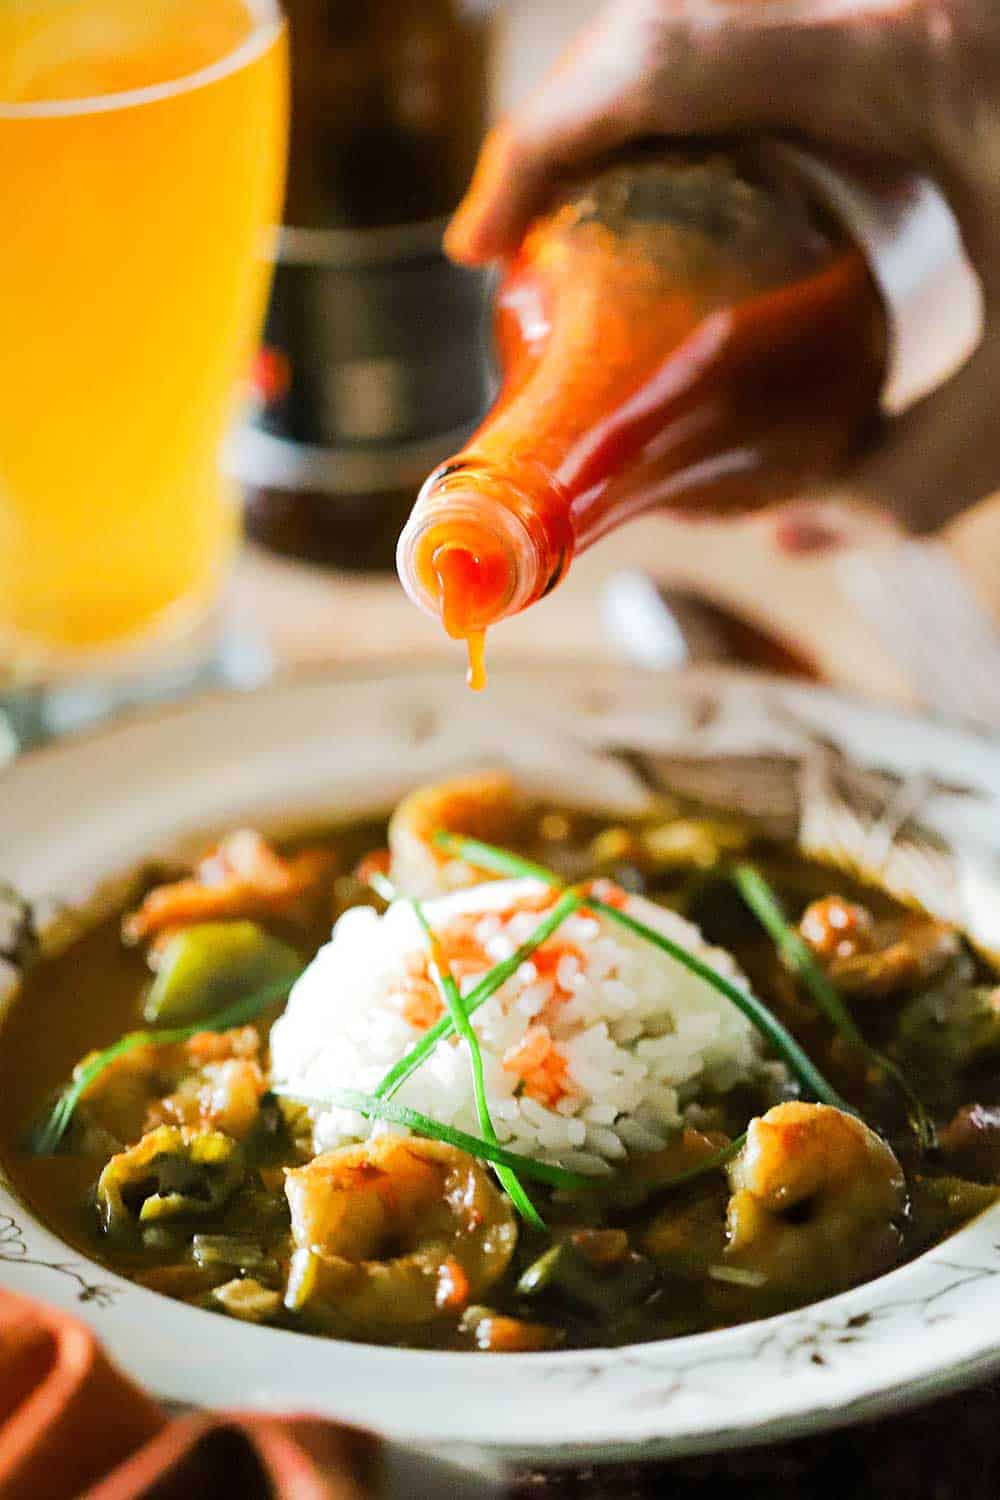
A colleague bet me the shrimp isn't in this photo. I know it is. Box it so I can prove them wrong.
[799,897,959,1000]
[79,1028,265,1148]
[724,1102,906,1301]
[75,1040,185,1148]
[123,831,333,944]
[150,1057,266,1141]
[387,772,530,897]
[284,1136,518,1332]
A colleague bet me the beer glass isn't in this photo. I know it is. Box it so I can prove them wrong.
[0,0,288,740]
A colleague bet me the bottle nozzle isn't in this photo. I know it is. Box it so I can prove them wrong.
[397,459,574,689]
[397,462,557,615]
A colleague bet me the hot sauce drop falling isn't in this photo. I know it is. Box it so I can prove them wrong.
[432,544,498,691]
[398,146,891,690]
[464,631,487,692]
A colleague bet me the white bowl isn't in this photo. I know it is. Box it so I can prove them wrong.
[2,663,1000,1466]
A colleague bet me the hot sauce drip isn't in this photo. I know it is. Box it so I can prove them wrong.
[397,146,888,685]
[430,544,500,691]
[464,631,487,693]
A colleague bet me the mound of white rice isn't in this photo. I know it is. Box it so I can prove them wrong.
[269,879,780,1176]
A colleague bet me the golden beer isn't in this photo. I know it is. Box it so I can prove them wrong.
[0,0,287,667]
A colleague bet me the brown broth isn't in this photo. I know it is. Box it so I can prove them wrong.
[0,804,996,1352]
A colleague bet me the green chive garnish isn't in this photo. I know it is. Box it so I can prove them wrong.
[376,872,544,1229]
[271,1086,592,1191]
[588,902,851,1112]
[733,864,936,1151]
[615,1131,748,1227]
[32,975,300,1155]
[433,832,850,1112]
[433,835,554,884]
[371,888,582,1101]
[733,866,863,1041]
[655,1131,746,1190]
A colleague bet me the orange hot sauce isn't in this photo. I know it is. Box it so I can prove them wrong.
[397,145,888,686]
[429,544,504,691]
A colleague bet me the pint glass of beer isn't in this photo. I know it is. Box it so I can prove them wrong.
[0,0,288,732]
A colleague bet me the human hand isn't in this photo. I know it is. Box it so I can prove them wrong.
[447,0,1000,532]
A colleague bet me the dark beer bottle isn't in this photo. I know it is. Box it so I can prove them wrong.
[233,0,496,571]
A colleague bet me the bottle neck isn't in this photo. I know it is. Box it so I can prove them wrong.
[461,237,886,555]
[396,459,573,635]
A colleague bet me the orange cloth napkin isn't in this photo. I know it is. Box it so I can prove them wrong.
[0,1287,488,1499]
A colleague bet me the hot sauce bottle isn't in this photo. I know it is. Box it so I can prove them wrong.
[396,142,982,688]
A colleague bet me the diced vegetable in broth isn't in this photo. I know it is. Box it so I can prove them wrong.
[143,921,301,1026]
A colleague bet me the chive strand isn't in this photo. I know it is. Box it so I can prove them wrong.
[590,899,852,1112]
[732,866,861,1039]
[408,892,544,1229]
[732,863,936,1151]
[657,1131,746,1190]
[32,974,300,1155]
[433,832,850,1112]
[372,889,581,1101]
[272,1086,592,1191]
[435,834,547,883]
[635,1132,747,1214]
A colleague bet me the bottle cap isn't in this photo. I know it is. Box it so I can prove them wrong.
[764,141,984,416]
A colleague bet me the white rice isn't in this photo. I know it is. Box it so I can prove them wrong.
[269,878,779,1174]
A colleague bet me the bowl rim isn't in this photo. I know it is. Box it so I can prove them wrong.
[3,660,1000,1464]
